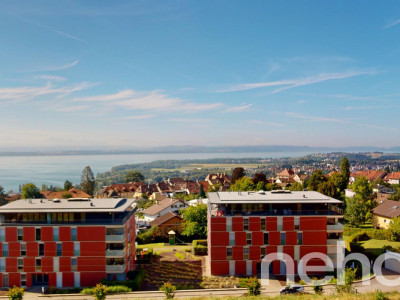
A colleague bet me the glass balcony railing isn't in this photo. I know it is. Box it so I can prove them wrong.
[106,235,125,242]
[106,264,126,272]
[105,248,125,257]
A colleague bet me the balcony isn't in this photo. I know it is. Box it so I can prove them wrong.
[211,209,343,217]
[106,235,125,242]
[106,264,126,272]
[106,248,125,257]
[327,223,344,231]
[327,238,344,245]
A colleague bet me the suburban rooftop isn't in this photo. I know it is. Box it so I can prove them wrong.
[0,198,135,213]
[208,190,342,204]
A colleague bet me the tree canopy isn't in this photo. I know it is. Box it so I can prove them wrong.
[22,183,42,199]
[124,171,145,183]
[307,170,327,191]
[0,185,7,206]
[180,204,207,238]
[231,167,246,183]
[64,180,73,191]
[340,156,350,187]
[198,183,206,198]
[252,173,266,184]
[80,166,95,196]
[390,217,400,241]
[230,176,255,191]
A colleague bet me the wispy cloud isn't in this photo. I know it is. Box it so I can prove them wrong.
[124,114,155,120]
[292,92,392,102]
[342,105,397,111]
[72,89,223,113]
[34,75,67,82]
[250,120,285,127]
[43,60,79,72]
[383,18,400,29]
[219,70,375,93]
[168,118,212,123]
[224,104,253,113]
[297,100,308,104]
[9,13,85,42]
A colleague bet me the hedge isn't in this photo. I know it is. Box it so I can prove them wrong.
[193,245,208,255]
[193,240,207,247]
[348,230,391,252]
[100,269,146,291]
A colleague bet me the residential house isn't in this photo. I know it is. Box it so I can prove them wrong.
[205,173,231,191]
[149,211,183,228]
[141,198,188,223]
[41,188,91,200]
[293,174,309,185]
[372,200,400,229]
[385,172,400,185]
[96,182,145,199]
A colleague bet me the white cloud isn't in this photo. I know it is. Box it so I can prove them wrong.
[250,120,285,127]
[383,18,400,29]
[34,75,67,82]
[124,114,155,120]
[223,104,253,113]
[297,100,308,104]
[218,70,375,93]
[168,118,211,122]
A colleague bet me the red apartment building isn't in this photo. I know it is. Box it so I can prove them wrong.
[207,191,343,277]
[0,198,136,288]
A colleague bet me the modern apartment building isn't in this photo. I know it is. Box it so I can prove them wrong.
[207,191,344,277]
[0,198,136,288]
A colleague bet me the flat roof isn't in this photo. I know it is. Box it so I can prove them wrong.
[208,191,342,204]
[0,198,135,213]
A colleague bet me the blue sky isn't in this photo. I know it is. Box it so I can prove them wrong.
[1,0,400,149]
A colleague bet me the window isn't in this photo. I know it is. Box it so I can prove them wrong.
[226,248,232,260]
[17,228,23,241]
[260,218,266,231]
[229,232,235,246]
[297,232,303,245]
[0,258,5,272]
[21,243,26,257]
[277,217,283,231]
[74,243,80,256]
[294,246,300,260]
[243,218,249,231]
[246,233,252,245]
[18,258,23,271]
[294,217,300,230]
[2,274,8,288]
[280,233,286,245]
[35,228,41,241]
[243,247,249,260]
[71,228,77,241]
[56,243,62,256]
[263,233,269,245]
[71,258,77,271]
[53,257,59,272]
[226,218,232,231]
[2,244,8,257]
[0,228,4,242]
[53,228,59,241]
[260,247,266,259]
[21,273,27,287]
[39,243,44,256]
[35,258,41,272]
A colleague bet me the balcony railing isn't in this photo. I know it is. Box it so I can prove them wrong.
[327,238,343,245]
[327,223,344,231]
[212,209,343,217]
[106,264,126,272]
[106,248,125,257]
[106,235,125,242]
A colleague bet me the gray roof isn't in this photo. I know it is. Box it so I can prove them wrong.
[208,191,342,204]
[0,198,135,213]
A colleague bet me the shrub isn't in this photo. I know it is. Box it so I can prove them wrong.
[312,281,323,295]
[106,286,131,294]
[98,270,146,291]
[193,245,208,255]
[192,240,207,247]
[335,268,357,295]
[375,290,388,300]
[160,282,176,299]
[93,284,107,300]
[175,252,185,260]
[239,277,261,296]
[7,286,24,300]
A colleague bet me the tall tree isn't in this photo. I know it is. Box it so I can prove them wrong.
[230,177,255,191]
[252,173,266,185]
[307,170,327,191]
[353,176,373,200]
[22,183,42,199]
[289,182,303,191]
[231,167,246,183]
[344,196,369,226]
[340,156,350,187]
[0,185,7,206]
[80,166,95,196]
[64,180,73,191]
[198,183,206,198]
[180,204,208,238]
[124,171,145,183]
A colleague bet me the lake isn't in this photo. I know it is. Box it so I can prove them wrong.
[0,151,316,192]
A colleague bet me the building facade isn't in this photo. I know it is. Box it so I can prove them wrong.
[0,198,136,288]
[207,191,344,277]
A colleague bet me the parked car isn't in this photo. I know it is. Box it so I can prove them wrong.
[280,285,304,295]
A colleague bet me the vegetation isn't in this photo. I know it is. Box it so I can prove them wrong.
[7,286,25,300]
[124,171,145,183]
[230,176,255,191]
[335,268,357,295]
[81,285,131,296]
[93,283,107,300]
[389,217,400,241]
[231,167,245,183]
[64,180,73,191]
[80,166,95,196]
[180,204,208,238]
[160,282,176,299]
[0,185,7,206]
[21,183,42,199]
[239,277,261,296]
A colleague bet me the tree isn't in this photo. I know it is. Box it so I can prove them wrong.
[124,171,145,183]
[389,217,400,241]
[0,185,7,206]
[307,170,327,191]
[160,282,176,299]
[256,181,266,191]
[344,196,369,226]
[208,183,221,193]
[353,176,373,200]
[198,183,206,198]
[289,182,303,191]
[335,268,357,294]
[180,204,207,238]
[318,181,339,198]
[330,173,347,195]
[62,192,73,199]
[64,180,73,191]
[340,156,350,187]
[231,167,245,183]
[239,277,261,296]
[22,183,42,199]
[93,283,107,300]
[80,166,95,196]
[252,172,266,185]
[230,177,255,191]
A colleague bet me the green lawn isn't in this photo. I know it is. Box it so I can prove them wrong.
[358,239,400,258]
[137,243,191,252]
[136,243,165,250]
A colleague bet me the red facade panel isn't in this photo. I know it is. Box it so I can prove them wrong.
[249,246,260,260]
[6,258,17,272]
[9,273,20,287]
[41,227,53,242]
[59,227,71,241]
[249,217,260,231]
[23,227,35,242]
[303,231,327,246]
[211,261,229,275]
[45,242,56,256]
[232,217,243,231]
[210,217,226,231]
[63,272,74,287]
[80,272,105,287]
[301,217,326,230]
[252,231,263,246]
[266,217,277,231]
[210,246,226,261]
[60,257,71,272]
[283,217,294,231]
[210,232,229,246]
[286,232,297,245]
[8,242,20,258]
[23,257,36,272]
[235,232,246,246]
[269,232,280,245]
[77,227,105,242]
[81,242,106,257]
[42,257,53,272]
[232,246,243,260]
[78,257,106,272]
[235,261,246,275]
[5,227,17,242]
[49,273,56,287]
[283,246,294,258]
[62,242,74,256]
[27,242,38,257]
